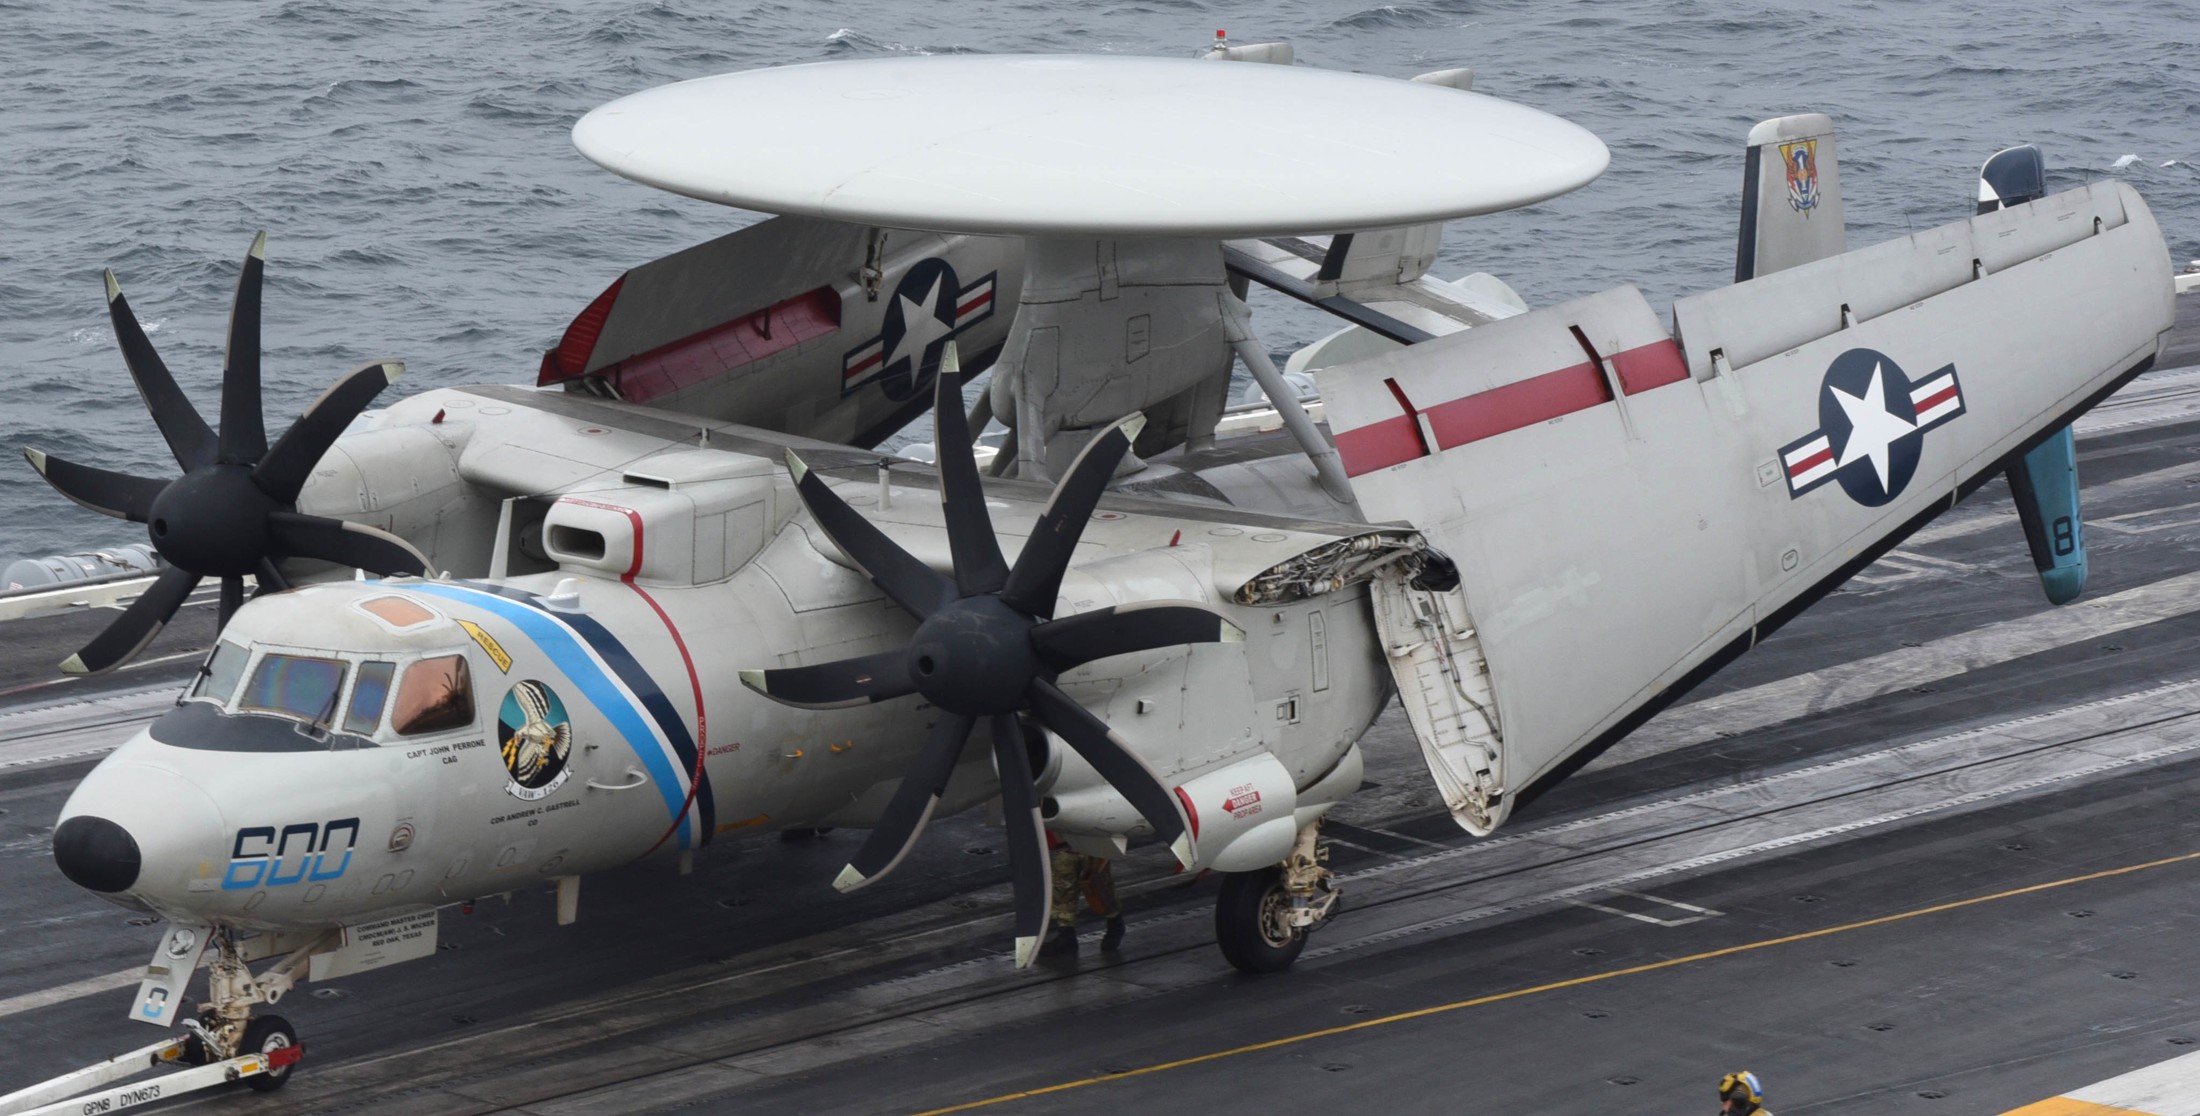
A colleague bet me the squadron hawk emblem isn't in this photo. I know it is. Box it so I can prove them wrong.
[841,257,997,401]
[1781,137,1820,213]
[1779,348,1965,506]
[498,679,575,801]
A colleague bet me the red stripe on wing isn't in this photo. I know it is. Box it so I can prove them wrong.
[1914,385,1958,413]
[1787,447,1834,475]
[1610,339,1689,394]
[1423,361,1612,450]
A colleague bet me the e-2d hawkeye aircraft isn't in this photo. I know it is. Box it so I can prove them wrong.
[2,46,2175,1107]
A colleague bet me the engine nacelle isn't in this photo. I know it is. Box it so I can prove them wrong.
[1044,746,1310,872]
[1173,750,1300,872]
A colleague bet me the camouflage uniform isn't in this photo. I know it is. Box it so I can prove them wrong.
[1049,846,1120,927]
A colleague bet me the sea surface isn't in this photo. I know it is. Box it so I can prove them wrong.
[0,0,2193,561]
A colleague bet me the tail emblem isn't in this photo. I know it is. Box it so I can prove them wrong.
[1781,138,1820,212]
[1778,348,1964,506]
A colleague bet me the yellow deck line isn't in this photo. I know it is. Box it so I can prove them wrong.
[2000,1100,2156,1116]
[909,849,2200,1115]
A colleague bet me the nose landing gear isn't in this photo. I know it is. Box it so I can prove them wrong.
[0,928,323,1114]
[1215,818,1341,973]
[187,926,324,1085]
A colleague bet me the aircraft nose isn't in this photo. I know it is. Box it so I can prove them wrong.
[56,752,226,907]
[52,815,141,893]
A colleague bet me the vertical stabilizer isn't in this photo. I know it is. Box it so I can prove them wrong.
[1978,143,2086,604]
[1735,114,1845,282]
[1978,144,2047,214]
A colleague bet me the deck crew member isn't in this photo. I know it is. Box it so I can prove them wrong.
[1041,832,1126,957]
[1719,1070,1770,1116]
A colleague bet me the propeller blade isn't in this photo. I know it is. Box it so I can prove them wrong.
[61,565,201,676]
[105,271,216,471]
[253,360,403,503]
[266,511,431,576]
[739,648,917,710]
[785,451,954,620]
[834,710,976,893]
[1026,677,1193,868]
[999,413,1147,619]
[1029,603,1245,672]
[933,345,1009,598]
[218,576,244,630]
[254,556,289,595]
[22,449,164,523]
[217,233,268,463]
[990,713,1051,968]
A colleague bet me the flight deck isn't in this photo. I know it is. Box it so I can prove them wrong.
[1,294,2198,1115]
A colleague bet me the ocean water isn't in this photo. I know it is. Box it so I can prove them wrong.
[0,0,2193,561]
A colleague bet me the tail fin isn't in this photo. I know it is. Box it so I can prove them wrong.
[1321,182,2170,834]
[2006,427,2086,604]
[1978,143,2086,603]
[1978,144,2047,214]
[1735,114,1845,282]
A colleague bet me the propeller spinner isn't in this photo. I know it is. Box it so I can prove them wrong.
[742,345,1237,966]
[24,234,431,675]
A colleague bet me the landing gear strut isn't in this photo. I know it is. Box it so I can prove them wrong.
[187,927,323,1090]
[1215,819,1340,973]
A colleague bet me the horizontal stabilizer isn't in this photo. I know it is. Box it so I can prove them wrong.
[1736,114,1845,282]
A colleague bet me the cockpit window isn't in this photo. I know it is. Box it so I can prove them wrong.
[392,654,474,735]
[343,661,397,736]
[239,654,348,724]
[192,641,250,706]
[358,595,437,629]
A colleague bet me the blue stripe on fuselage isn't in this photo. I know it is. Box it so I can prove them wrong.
[452,581,716,845]
[407,582,694,848]
[554,607,716,842]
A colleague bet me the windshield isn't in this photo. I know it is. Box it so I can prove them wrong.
[192,641,250,705]
[343,661,397,735]
[238,654,348,724]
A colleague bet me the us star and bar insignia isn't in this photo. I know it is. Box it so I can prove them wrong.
[1779,348,1965,507]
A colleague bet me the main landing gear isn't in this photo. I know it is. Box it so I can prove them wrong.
[1215,819,1341,973]
[0,928,319,1115]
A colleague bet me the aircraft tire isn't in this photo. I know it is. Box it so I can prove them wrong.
[1215,867,1305,973]
[241,1015,298,1092]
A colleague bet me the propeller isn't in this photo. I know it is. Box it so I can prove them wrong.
[741,344,1240,966]
[23,234,430,675]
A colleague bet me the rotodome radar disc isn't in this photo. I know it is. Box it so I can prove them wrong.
[573,54,1609,238]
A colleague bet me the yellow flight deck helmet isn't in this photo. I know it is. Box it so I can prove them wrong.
[1720,1070,1766,1113]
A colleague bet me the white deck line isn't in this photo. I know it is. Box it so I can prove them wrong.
[2002,1047,2200,1114]
[1601,566,2200,766]
[0,968,141,1022]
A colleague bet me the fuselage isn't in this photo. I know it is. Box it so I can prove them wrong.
[52,458,1391,932]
